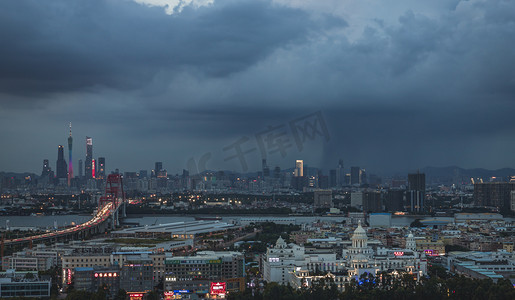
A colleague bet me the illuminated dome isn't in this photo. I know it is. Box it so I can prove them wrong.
[351,221,368,249]
[353,221,367,238]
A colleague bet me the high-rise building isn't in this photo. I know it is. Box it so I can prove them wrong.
[274,166,281,179]
[97,157,106,180]
[350,167,360,185]
[337,159,344,186]
[294,160,303,177]
[408,172,425,192]
[329,169,337,187]
[155,162,163,173]
[362,191,382,213]
[474,182,515,212]
[387,189,405,212]
[67,123,73,186]
[407,172,425,212]
[41,159,51,177]
[56,145,68,179]
[78,159,83,178]
[92,159,96,179]
[262,159,270,177]
[314,190,332,208]
[85,137,93,179]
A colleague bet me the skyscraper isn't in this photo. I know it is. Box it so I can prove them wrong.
[41,159,51,177]
[155,162,163,173]
[67,123,73,186]
[294,160,303,177]
[337,159,344,186]
[85,137,93,179]
[262,159,270,177]
[407,172,425,212]
[78,159,83,178]
[56,145,68,179]
[98,157,106,180]
[408,173,426,191]
[350,166,360,185]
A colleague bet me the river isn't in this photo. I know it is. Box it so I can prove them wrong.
[0,214,422,229]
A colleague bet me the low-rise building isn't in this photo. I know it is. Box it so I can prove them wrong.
[0,270,51,298]
[164,251,245,297]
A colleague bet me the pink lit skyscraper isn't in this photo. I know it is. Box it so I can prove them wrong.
[68,122,73,186]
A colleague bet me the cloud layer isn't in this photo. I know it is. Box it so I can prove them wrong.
[1,0,514,175]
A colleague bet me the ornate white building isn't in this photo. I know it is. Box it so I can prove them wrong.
[262,237,306,285]
[344,222,427,280]
[264,223,428,288]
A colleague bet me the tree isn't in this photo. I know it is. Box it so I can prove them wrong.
[410,219,424,228]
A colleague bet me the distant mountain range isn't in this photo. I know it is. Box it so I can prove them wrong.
[420,166,515,180]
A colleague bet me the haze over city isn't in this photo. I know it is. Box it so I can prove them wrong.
[1,0,515,175]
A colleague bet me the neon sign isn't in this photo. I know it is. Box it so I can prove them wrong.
[210,282,226,295]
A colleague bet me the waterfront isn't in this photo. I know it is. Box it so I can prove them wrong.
[0,214,424,228]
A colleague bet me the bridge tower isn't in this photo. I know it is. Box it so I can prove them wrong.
[99,174,126,230]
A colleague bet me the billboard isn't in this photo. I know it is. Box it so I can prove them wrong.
[210,282,226,295]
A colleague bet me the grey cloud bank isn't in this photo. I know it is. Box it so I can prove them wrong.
[0,0,514,175]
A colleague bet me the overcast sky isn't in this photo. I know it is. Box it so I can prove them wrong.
[1,0,514,175]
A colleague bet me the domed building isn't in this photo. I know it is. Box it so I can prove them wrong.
[347,221,379,277]
[344,222,427,280]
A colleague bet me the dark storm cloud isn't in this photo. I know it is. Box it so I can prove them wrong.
[1,0,515,174]
[0,0,331,98]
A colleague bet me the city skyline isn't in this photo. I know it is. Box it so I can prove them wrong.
[1,0,515,174]
[5,122,515,177]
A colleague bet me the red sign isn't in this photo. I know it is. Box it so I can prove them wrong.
[210,282,226,295]
[394,251,404,256]
[128,293,144,300]
[424,249,439,256]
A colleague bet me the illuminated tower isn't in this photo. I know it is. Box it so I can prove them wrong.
[294,160,303,177]
[85,137,93,179]
[67,123,73,186]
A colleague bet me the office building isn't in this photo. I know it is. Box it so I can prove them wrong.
[407,172,425,212]
[314,190,332,208]
[0,270,51,298]
[387,189,405,211]
[362,191,382,213]
[74,267,120,298]
[408,172,425,192]
[154,162,163,177]
[120,256,154,293]
[56,145,67,180]
[329,169,337,187]
[41,159,51,178]
[164,251,245,294]
[78,159,83,178]
[262,159,270,177]
[85,137,93,179]
[274,166,281,179]
[294,160,303,177]
[68,123,73,186]
[350,192,363,208]
[474,182,515,211]
[350,167,360,185]
[337,159,344,186]
[97,157,106,180]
